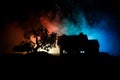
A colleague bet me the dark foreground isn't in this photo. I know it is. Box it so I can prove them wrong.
[0,52,120,65]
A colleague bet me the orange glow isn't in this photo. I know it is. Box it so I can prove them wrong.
[2,12,62,54]
[40,17,58,34]
[30,35,41,43]
[40,14,60,35]
[2,22,25,53]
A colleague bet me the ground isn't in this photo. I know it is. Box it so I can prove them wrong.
[0,52,120,65]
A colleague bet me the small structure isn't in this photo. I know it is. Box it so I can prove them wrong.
[57,33,100,55]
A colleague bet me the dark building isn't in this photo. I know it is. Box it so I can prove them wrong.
[57,33,100,56]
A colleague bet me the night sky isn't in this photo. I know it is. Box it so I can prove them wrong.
[0,0,120,56]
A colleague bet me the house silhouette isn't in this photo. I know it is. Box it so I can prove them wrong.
[57,32,100,56]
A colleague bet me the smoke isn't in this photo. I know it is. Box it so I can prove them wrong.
[1,0,119,56]
[38,8,118,55]
[2,9,118,55]
[29,7,117,56]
